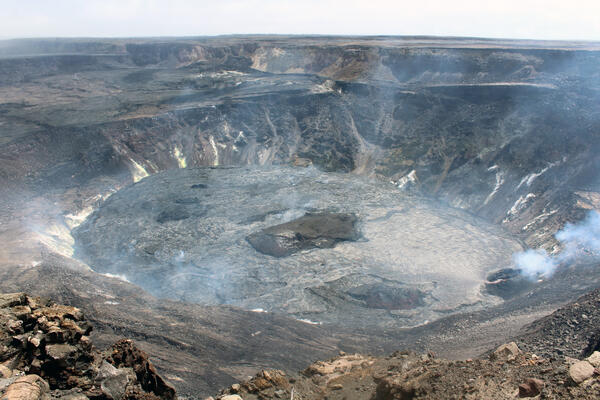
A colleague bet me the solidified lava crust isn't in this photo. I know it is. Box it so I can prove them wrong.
[246,212,359,257]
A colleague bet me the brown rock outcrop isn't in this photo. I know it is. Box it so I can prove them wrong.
[104,339,176,400]
[0,293,175,400]
[518,378,544,398]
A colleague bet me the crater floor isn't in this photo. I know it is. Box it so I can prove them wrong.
[74,166,522,328]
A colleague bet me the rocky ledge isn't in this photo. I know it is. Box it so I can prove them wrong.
[0,293,175,400]
[212,347,600,400]
[210,289,600,399]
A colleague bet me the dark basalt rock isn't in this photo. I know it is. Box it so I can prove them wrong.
[346,284,426,310]
[190,183,207,189]
[484,268,534,300]
[246,212,359,257]
[155,206,190,223]
[105,339,176,400]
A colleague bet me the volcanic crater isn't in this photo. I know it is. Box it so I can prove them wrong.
[1,36,600,396]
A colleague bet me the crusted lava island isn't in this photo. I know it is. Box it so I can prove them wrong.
[246,212,359,257]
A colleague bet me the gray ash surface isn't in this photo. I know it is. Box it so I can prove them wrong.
[73,166,521,329]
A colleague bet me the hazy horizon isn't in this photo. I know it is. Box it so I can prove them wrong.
[2,0,600,42]
[1,34,599,43]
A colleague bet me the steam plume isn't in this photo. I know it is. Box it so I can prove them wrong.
[513,249,556,278]
[555,211,600,256]
[514,210,600,279]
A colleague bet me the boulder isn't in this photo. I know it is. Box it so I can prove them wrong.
[490,342,521,362]
[586,351,600,368]
[45,344,77,362]
[0,294,27,309]
[0,366,12,379]
[0,377,18,392]
[1,374,49,400]
[95,361,135,400]
[518,378,544,397]
[100,370,131,400]
[242,369,289,393]
[569,360,595,384]
[6,321,23,335]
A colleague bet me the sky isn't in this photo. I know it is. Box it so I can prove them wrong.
[1,0,600,41]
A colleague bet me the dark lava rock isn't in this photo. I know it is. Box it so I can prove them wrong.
[155,206,190,223]
[484,268,534,300]
[347,284,425,310]
[105,339,176,400]
[518,378,544,397]
[174,197,200,205]
[246,212,359,257]
[515,287,600,360]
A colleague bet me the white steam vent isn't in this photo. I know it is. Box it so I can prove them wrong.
[514,210,600,279]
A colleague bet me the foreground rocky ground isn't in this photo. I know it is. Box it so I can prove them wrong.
[0,259,356,397]
[3,288,600,399]
[0,292,175,400]
[214,349,600,400]
[213,288,600,400]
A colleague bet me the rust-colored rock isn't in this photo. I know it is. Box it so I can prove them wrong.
[518,378,544,397]
[0,293,176,400]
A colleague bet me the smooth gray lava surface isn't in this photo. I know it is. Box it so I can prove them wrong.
[74,166,523,328]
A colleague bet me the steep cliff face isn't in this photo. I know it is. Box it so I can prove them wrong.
[1,37,598,251]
